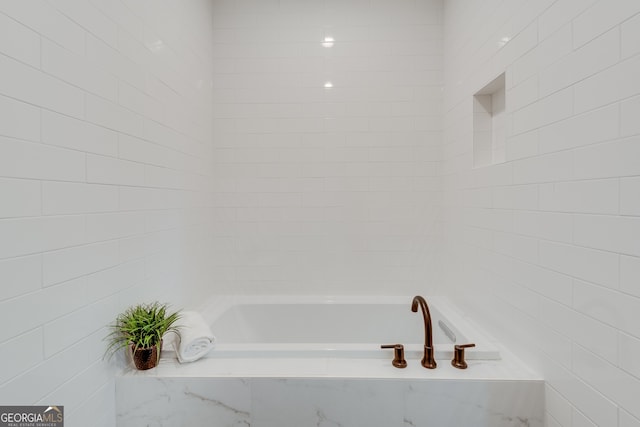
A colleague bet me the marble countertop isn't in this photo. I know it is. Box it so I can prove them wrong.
[118,343,541,382]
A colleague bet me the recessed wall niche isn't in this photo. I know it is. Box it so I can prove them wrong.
[473,73,506,167]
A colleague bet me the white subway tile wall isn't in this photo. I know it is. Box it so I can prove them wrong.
[0,1,214,426]
[443,1,640,426]
[1,0,639,425]
[210,0,444,295]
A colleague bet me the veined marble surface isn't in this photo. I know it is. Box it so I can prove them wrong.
[116,346,543,427]
[117,376,543,427]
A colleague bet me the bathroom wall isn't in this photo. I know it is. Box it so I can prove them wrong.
[0,1,214,425]
[210,0,444,295]
[441,1,640,426]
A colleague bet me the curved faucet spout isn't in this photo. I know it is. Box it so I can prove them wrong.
[411,295,437,369]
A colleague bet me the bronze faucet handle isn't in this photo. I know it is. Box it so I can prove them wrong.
[451,343,475,369]
[381,344,407,369]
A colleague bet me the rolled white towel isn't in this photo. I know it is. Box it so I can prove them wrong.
[174,311,216,363]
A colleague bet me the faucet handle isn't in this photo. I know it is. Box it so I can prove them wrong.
[451,343,475,369]
[381,344,407,368]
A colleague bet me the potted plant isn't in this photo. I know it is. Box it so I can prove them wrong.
[105,302,181,370]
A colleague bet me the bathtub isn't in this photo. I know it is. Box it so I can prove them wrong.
[117,295,543,427]
[200,295,500,360]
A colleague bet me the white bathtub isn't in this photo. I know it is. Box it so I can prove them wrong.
[118,296,544,427]
[200,295,500,360]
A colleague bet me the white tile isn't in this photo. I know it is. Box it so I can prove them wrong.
[513,24,572,89]
[66,382,116,427]
[545,415,561,427]
[572,409,599,427]
[0,12,40,67]
[537,53,573,100]
[41,110,118,157]
[43,181,119,215]
[0,136,86,182]
[42,38,118,102]
[544,385,572,427]
[573,343,640,420]
[85,212,146,243]
[86,34,146,89]
[513,150,573,184]
[52,0,118,47]
[142,118,191,153]
[621,177,640,216]
[574,214,640,257]
[514,211,573,243]
[118,81,164,123]
[622,12,640,59]
[621,255,640,298]
[0,329,105,404]
[119,134,175,168]
[0,276,83,343]
[54,260,140,320]
[506,130,539,161]
[86,154,145,186]
[571,27,621,84]
[620,332,640,380]
[39,359,111,418]
[538,104,619,154]
[42,241,119,287]
[0,178,41,218]
[537,0,598,41]
[573,0,640,48]
[512,260,574,306]
[119,187,181,211]
[539,179,619,215]
[85,260,145,301]
[85,94,144,137]
[512,87,573,135]
[90,0,143,42]
[0,0,85,55]
[571,309,619,365]
[548,361,618,427]
[0,94,40,143]
[0,255,42,301]
[0,329,42,383]
[541,27,621,98]
[539,241,619,289]
[492,232,538,262]
[44,295,117,357]
[573,136,640,180]
[0,54,84,119]
[0,216,85,259]
[574,280,640,339]
[620,409,640,427]
[621,95,640,137]
[574,55,640,115]
[144,165,183,189]
[508,75,539,112]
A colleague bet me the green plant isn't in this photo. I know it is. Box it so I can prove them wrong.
[105,302,181,360]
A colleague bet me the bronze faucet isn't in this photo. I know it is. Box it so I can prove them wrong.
[411,295,437,369]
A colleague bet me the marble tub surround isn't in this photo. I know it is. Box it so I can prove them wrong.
[116,345,543,426]
[117,295,542,425]
[117,376,543,427]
